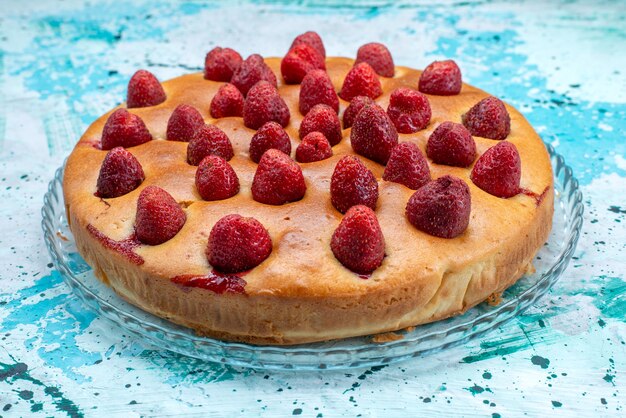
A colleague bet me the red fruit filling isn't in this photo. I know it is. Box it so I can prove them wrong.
[171,272,247,295]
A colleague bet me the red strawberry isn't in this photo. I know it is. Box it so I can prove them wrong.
[342,95,375,129]
[207,214,272,273]
[339,62,382,101]
[195,155,240,201]
[470,141,521,198]
[166,104,204,142]
[350,104,398,164]
[406,175,471,238]
[426,121,476,167]
[187,124,234,165]
[382,142,430,190]
[295,131,333,163]
[281,44,326,84]
[330,155,378,213]
[243,81,290,129]
[251,149,306,205]
[298,104,342,146]
[135,186,186,245]
[299,69,339,115]
[290,31,326,58]
[249,121,292,163]
[126,69,166,108]
[101,108,152,150]
[231,54,277,96]
[210,83,245,119]
[331,205,385,274]
[204,47,243,82]
[462,96,511,140]
[355,42,394,78]
[418,60,462,96]
[96,147,145,198]
[386,87,431,134]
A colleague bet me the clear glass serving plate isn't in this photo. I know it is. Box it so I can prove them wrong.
[42,144,583,371]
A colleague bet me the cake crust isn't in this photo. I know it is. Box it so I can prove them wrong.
[63,57,554,345]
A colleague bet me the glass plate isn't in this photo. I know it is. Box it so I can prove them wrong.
[42,144,583,371]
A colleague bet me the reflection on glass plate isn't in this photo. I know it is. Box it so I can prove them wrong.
[42,144,583,371]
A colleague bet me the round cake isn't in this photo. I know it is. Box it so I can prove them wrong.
[63,34,553,345]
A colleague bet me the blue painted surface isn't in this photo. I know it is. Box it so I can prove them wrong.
[0,1,624,416]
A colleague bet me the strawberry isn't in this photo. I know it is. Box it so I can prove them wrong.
[243,81,290,129]
[101,108,152,150]
[295,131,333,163]
[249,121,292,163]
[426,121,476,167]
[251,149,306,205]
[126,69,166,108]
[331,205,385,274]
[206,214,272,273]
[231,54,277,96]
[290,31,326,58]
[96,147,145,198]
[166,104,204,142]
[187,124,234,165]
[386,87,431,134]
[281,44,326,84]
[299,69,339,115]
[355,42,394,77]
[135,186,186,245]
[339,62,382,101]
[195,155,240,201]
[342,95,375,129]
[470,141,521,198]
[418,60,462,96]
[204,47,243,82]
[298,104,342,146]
[330,155,378,213]
[210,83,244,118]
[406,175,471,238]
[350,104,398,164]
[462,96,511,140]
[382,142,430,190]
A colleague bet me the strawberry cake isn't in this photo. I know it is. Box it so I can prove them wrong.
[63,32,553,345]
